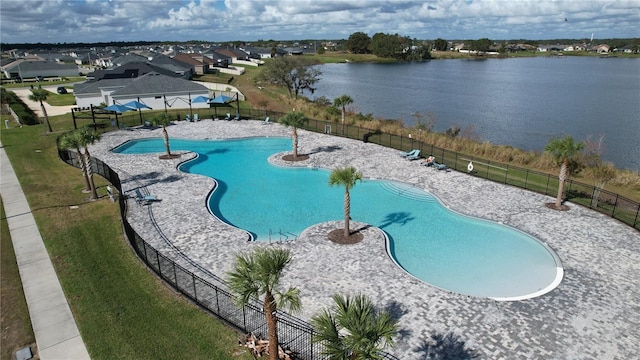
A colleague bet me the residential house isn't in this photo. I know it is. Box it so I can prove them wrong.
[87,61,189,81]
[73,71,210,111]
[213,47,249,62]
[591,44,610,54]
[3,60,79,80]
[173,53,212,75]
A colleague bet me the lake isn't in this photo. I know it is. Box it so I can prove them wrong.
[312,57,640,171]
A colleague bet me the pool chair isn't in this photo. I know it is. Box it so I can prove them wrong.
[225,113,231,120]
[134,189,159,205]
[193,113,199,121]
[234,113,240,121]
[262,116,270,125]
[185,114,191,122]
[399,149,418,157]
[406,150,421,160]
[433,161,449,171]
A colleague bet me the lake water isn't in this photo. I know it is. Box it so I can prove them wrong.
[312,57,640,171]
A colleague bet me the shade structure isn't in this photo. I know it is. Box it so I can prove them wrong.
[123,100,152,124]
[191,95,211,103]
[207,95,232,104]
[208,95,233,119]
[104,103,135,113]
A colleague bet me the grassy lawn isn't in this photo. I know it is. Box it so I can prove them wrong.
[0,199,36,359]
[46,91,76,106]
[0,122,253,359]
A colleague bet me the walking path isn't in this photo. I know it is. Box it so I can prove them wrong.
[90,120,640,359]
[0,140,90,360]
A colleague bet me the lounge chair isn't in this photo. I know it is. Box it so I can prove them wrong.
[185,114,191,122]
[234,113,240,121]
[262,116,270,125]
[225,113,231,120]
[134,189,158,205]
[194,114,199,121]
[406,150,421,160]
[433,161,449,171]
[399,149,418,157]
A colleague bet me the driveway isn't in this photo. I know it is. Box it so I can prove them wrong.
[11,87,75,117]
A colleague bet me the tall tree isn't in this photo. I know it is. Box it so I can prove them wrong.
[311,293,399,360]
[257,57,322,99]
[77,127,102,200]
[545,135,584,209]
[154,113,173,157]
[59,131,91,192]
[279,111,308,160]
[347,32,371,54]
[333,94,353,131]
[328,166,363,237]
[227,247,301,360]
[433,38,448,51]
[28,88,53,132]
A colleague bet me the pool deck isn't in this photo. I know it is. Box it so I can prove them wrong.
[90,120,640,359]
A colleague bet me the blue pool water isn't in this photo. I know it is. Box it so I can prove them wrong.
[114,137,561,299]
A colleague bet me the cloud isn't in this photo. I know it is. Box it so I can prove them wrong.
[0,0,638,44]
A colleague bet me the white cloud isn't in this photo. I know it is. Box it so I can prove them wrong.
[0,0,638,43]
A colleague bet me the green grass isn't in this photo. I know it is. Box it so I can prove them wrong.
[46,91,76,106]
[0,122,253,359]
[0,198,36,359]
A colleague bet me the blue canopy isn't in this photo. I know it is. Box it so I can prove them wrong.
[208,95,233,104]
[191,95,211,103]
[104,104,134,113]
[123,100,152,110]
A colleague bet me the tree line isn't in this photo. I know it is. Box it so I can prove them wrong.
[347,31,432,60]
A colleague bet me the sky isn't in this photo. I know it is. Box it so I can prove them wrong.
[1,0,638,44]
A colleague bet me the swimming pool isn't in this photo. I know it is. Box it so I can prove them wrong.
[113,137,562,300]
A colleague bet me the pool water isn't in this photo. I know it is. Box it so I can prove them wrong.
[114,137,562,300]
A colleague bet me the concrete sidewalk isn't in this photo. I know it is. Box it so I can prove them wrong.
[0,140,90,360]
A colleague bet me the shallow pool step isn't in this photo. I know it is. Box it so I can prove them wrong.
[378,182,436,203]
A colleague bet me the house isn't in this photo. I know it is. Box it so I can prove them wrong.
[2,60,79,80]
[591,44,610,54]
[282,47,304,55]
[240,46,274,59]
[173,53,212,75]
[87,61,190,81]
[213,47,249,62]
[73,71,210,110]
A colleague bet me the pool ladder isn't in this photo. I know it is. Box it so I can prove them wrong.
[268,229,299,242]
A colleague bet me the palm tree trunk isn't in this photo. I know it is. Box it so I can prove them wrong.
[555,161,567,208]
[84,148,99,200]
[264,293,279,360]
[76,147,91,191]
[162,127,171,156]
[344,189,351,237]
[39,100,53,132]
[292,128,298,159]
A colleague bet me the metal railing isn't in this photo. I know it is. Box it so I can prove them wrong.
[58,147,399,360]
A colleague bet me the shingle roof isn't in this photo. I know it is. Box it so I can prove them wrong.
[110,72,208,97]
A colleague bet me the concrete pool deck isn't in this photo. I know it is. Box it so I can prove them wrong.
[90,120,639,359]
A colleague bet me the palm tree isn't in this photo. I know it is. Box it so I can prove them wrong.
[154,113,173,157]
[77,127,102,200]
[545,135,584,209]
[59,131,91,192]
[329,166,363,237]
[279,111,308,160]
[227,247,301,360]
[28,89,53,132]
[333,94,353,132]
[311,293,399,360]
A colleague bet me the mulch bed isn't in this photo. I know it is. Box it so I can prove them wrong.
[545,202,570,211]
[327,228,364,244]
[282,154,310,162]
[159,154,182,160]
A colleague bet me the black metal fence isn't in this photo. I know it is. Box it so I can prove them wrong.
[285,116,638,230]
[58,147,399,360]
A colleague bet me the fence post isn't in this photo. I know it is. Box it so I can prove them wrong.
[454,152,458,169]
[504,165,509,184]
[611,194,619,217]
[192,275,197,300]
[156,251,162,277]
[173,262,178,287]
[545,174,551,196]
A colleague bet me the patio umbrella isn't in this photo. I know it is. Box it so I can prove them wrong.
[123,100,152,124]
[208,95,233,119]
[104,103,134,113]
[191,95,211,103]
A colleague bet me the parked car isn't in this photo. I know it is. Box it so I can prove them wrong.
[57,86,67,94]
